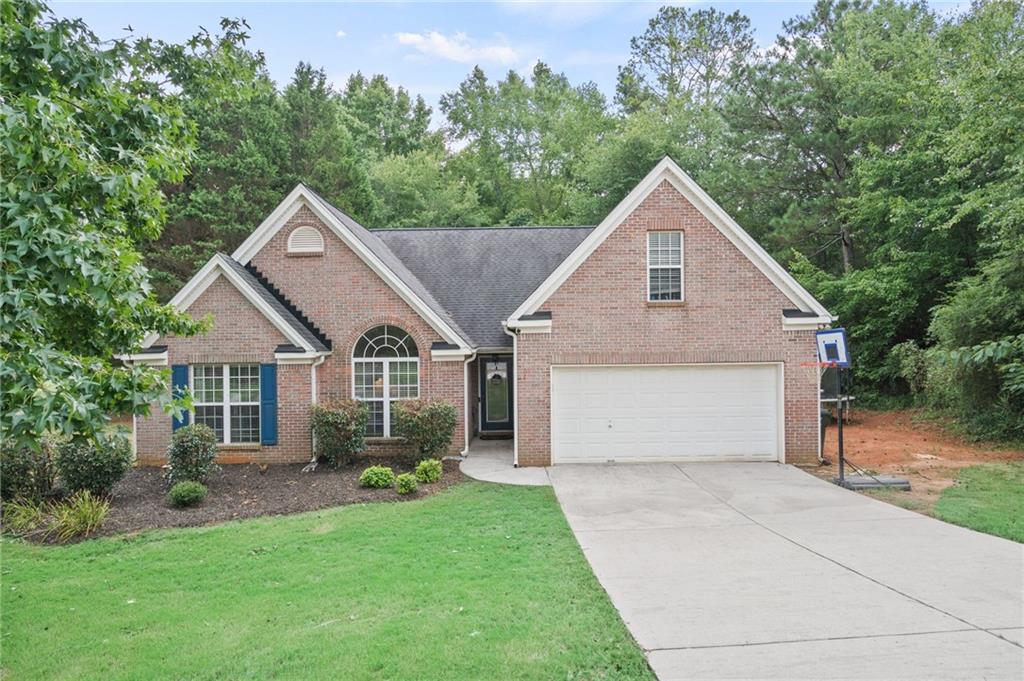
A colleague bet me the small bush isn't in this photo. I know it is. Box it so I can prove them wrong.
[0,438,56,502]
[166,424,219,484]
[392,400,458,459]
[47,491,109,542]
[395,473,418,495]
[311,400,368,466]
[414,458,442,484]
[55,431,133,496]
[3,499,46,535]
[359,465,395,489]
[168,481,207,507]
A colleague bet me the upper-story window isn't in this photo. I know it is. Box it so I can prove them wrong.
[287,225,324,254]
[647,231,683,301]
[352,325,419,437]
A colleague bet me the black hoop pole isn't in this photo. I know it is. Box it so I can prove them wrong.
[836,366,845,483]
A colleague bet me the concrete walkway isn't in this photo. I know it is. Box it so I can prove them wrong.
[549,462,1023,680]
[458,439,550,486]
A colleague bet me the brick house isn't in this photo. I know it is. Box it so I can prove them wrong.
[128,158,834,467]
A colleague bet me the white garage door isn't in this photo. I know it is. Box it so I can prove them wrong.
[551,364,781,464]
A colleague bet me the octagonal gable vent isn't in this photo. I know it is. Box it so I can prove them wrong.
[287,225,324,254]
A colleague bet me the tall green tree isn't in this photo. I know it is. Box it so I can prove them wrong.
[616,6,755,112]
[341,72,439,158]
[368,150,487,228]
[280,63,376,221]
[1,0,203,447]
[442,62,610,224]
[145,20,287,299]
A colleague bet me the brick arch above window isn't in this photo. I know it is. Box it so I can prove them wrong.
[286,224,324,254]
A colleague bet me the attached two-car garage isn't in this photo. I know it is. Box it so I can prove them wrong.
[550,364,783,464]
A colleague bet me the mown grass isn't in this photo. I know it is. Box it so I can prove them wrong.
[933,462,1024,543]
[1,483,653,680]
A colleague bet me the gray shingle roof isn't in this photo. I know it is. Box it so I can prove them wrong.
[217,254,330,352]
[374,226,594,348]
[302,187,474,346]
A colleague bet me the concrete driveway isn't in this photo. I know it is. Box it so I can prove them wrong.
[548,463,1023,680]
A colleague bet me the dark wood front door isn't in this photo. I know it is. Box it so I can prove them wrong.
[480,357,513,431]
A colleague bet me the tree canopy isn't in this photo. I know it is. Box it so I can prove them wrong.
[7,0,1023,443]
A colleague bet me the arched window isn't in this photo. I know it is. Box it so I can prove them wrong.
[352,325,419,437]
[287,225,324,254]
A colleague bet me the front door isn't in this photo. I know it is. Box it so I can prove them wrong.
[480,357,513,431]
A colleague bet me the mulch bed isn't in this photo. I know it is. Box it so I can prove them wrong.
[95,458,466,538]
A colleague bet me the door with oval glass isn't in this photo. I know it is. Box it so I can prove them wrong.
[480,356,513,432]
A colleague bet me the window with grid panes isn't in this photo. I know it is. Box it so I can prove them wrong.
[352,326,419,437]
[192,364,260,443]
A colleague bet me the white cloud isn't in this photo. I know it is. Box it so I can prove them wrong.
[394,30,520,65]
[336,29,347,38]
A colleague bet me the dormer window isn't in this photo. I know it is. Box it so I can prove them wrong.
[287,225,324,254]
[647,231,683,301]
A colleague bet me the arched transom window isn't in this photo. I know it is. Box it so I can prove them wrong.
[352,325,419,437]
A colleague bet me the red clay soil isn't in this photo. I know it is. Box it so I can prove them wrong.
[812,409,1024,513]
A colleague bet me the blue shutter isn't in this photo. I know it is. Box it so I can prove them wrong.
[260,363,278,445]
[171,364,190,431]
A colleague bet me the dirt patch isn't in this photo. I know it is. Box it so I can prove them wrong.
[811,409,1024,515]
[93,458,465,538]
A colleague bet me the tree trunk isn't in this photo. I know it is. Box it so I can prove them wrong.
[840,227,854,272]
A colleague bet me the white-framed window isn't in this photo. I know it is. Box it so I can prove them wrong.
[287,225,324,254]
[192,364,261,444]
[647,231,683,301]
[352,325,419,437]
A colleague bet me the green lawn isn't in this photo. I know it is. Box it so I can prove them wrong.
[934,462,1024,543]
[1,483,653,680]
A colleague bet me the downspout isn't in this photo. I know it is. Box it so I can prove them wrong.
[304,353,328,473]
[460,350,478,457]
[502,322,519,468]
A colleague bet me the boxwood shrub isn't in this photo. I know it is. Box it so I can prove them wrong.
[359,465,395,489]
[168,481,207,507]
[55,430,133,496]
[311,400,368,466]
[166,424,219,485]
[392,400,458,459]
[395,472,418,495]
[414,458,442,484]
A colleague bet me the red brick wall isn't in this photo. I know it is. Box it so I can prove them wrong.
[136,277,314,464]
[516,180,820,467]
[250,204,466,455]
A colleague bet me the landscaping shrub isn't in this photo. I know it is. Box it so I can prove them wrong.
[392,400,458,459]
[414,458,442,484]
[2,499,46,535]
[166,424,219,484]
[359,465,395,489]
[0,437,56,502]
[168,481,207,507]
[395,473,418,495]
[311,400,368,466]
[55,431,133,496]
[47,491,109,542]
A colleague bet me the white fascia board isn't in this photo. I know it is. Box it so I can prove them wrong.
[506,157,833,324]
[782,316,834,331]
[506,318,552,333]
[430,348,475,361]
[276,350,331,365]
[141,254,314,352]
[231,185,470,351]
[118,351,168,366]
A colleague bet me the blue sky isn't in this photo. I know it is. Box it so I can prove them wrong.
[53,1,965,121]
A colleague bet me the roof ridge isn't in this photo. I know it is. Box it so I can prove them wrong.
[371,225,596,233]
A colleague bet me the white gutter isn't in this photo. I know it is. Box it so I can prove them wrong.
[501,322,519,468]
[304,353,329,473]
[460,350,478,456]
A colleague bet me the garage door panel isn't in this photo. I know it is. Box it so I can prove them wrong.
[552,365,780,464]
